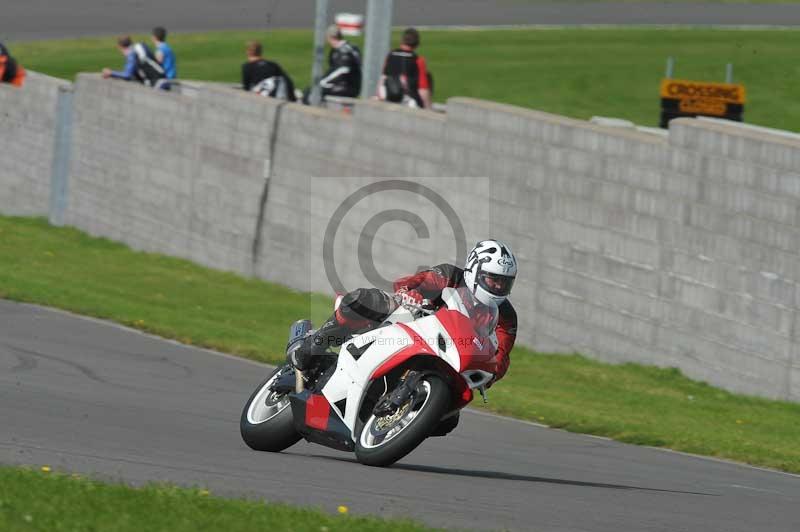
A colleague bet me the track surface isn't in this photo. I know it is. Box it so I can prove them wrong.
[1,300,799,531]
[3,1,800,41]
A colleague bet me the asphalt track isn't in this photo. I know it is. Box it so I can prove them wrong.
[1,299,799,531]
[3,0,800,41]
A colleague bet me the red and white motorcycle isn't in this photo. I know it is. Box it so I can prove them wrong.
[240,286,498,467]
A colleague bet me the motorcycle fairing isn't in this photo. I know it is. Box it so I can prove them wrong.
[318,305,469,438]
[310,287,498,442]
[289,390,354,452]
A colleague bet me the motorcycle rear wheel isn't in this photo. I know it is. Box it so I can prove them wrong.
[240,365,301,452]
[354,374,449,467]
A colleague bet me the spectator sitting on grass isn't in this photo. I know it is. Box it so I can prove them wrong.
[241,40,296,101]
[0,41,26,87]
[151,26,176,80]
[102,35,166,88]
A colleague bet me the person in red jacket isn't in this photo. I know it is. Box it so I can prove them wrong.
[377,27,432,109]
[291,239,518,384]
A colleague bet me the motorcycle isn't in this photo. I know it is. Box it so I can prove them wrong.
[240,286,499,467]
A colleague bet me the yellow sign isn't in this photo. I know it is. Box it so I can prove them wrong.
[678,98,727,115]
[660,79,746,105]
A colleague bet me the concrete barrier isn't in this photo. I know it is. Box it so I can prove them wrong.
[65,74,279,275]
[0,72,70,217]
[2,71,800,401]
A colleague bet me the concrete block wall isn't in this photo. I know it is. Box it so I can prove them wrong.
[351,101,447,177]
[3,72,800,401]
[257,100,482,301]
[186,85,279,273]
[664,118,800,401]
[254,103,353,291]
[444,98,670,367]
[66,75,280,275]
[0,72,69,216]
[68,74,195,256]
[258,167,488,299]
[443,97,800,400]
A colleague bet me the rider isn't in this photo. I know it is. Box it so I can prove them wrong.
[291,239,518,384]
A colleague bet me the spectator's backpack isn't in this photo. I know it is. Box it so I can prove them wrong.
[382,49,430,107]
[132,43,166,87]
[384,75,405,103]
[384,70,434,107]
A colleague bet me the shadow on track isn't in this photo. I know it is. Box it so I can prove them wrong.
[293,453,716,496]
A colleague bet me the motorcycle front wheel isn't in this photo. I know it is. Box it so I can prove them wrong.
[354,374,449,467]
[240,365,301,452]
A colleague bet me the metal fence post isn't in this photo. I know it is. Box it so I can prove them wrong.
[360,0,393,100]
[309,0,330,106]
[49,85,74,227]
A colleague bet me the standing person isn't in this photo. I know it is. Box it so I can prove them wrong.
[0,41,26,87]
[101,36,165,88]
[151,26,177,80]
[241,40,296,101]
[377,27,432,109]
[304,25,361,103]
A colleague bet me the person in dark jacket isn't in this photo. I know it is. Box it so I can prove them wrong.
[0,42,26,87]
[303,25,362,104]
[241,40,296,101]
[377,27,432,108]
[321,25,362,97]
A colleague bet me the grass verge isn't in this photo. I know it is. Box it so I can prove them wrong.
[9,27,800,132]
[0,466,436,532]
[1,215,800,474]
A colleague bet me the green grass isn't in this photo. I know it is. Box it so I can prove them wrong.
[2,215,800,474]
[9,27,800,132]
[0,466,436,532]
[0,217,330,362]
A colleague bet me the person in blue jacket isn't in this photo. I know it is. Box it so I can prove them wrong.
[101,35,167,88]
[151,27,176,80]
[102,36,137,81]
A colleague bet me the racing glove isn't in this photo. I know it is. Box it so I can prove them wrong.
[396,287,425,307]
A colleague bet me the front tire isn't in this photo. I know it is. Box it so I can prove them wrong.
[355,374,450,467]
[240,366,301,452]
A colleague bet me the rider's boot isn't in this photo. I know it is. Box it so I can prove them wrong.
[289,316,348,371]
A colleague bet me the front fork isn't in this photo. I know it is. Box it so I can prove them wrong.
[373,370,422,417]
[478,385,489,403]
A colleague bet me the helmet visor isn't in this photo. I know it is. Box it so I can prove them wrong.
[477,272,515,297]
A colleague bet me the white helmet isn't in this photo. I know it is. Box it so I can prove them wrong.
[463,239,517,307]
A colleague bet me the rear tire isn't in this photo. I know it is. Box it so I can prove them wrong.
[354,374,449,467]
[240,366,301,452]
